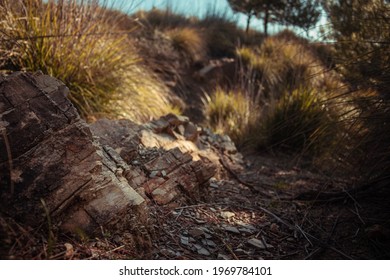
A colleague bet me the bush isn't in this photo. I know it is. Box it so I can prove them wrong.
[203,87,259,145]
[0,0,178,121]
[166,27,206,63]
[239,31,347,98]
[261,87,339,155]
[198,12,244,58]
[134,8,193,30]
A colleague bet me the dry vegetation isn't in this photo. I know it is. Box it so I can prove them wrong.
[0,0,178,122]
[1,0,389,260]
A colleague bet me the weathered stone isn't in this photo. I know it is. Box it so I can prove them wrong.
[188,228,205,238]
[0,72,146,235]
[89,118,140,163]
[1,72,243,241]
[247,238,274,250]
[223,226,241,234]
[197,247,210,256]
[220,211,235,219]
[180,236,190,246]
[217,253,231,260]
[202,239,217,247]
[164,113,189,126]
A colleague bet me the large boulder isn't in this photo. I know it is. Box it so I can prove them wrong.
[0,72,146,234]
[0,71,242,236]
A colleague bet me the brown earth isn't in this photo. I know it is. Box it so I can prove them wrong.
[2,150,389,260]
[1,71,389,260]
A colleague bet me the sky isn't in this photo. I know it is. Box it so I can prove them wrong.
[102,0,325,39]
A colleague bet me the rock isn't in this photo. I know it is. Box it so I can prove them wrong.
[234,248,252,255]
[220,211,235,219]
[270,223,279,232]
[149,170,160,178]
[238,228,253,235]
[247,238,274,250]
[241,224,257,231]
[202,239,217,247]
[92,117,218,205]
[217,253,231,260]
[160,248,178,258]
[196,247,210,256]
[0,72,146,235]
[223,226,241,234]
[180,236,190,246]
[188,228,205,238]
[198,227,212,234]
[64,243,74,259]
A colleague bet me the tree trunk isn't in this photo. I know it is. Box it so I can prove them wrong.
[246,13,252,34]
[264,8,269,37]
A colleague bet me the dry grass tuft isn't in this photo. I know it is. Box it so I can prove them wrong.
[0,0,178,121]
[166,27,206,63]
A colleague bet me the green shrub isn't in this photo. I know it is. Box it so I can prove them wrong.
[261,87,338,155]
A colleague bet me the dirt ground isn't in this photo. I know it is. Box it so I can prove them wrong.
[2,150,389,260]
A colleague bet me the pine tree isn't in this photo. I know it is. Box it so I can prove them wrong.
[228,0,321,36]
[323,0,390,93]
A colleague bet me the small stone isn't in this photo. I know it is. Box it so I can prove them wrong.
[234,248,251,255]
[210,182,219,189]
[161,170,167,178]
[197,247,210,256]
[194,244,203,250]
[160,248,177,258]
[247,238,274,250]
[149,170,159,178]
[220,211,235,219]
[171,210,180,216]
[223,226,240,234]
[64,243,74,259]
[217,253,231,260]
[131,160,140,166]
[198,227,212,234]
[237,223,256,233]
[112,234,123,244]
[189,228,205,238]
[238,228,253,235]
[177,125,185,135]
[204,233,212,239]
[202,239,217,247]
[180,236,189,246]
[270,223,279,232]
[243,224,257,231]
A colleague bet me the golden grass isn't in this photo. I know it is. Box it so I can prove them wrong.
[203,87,260,145]
[238,31,348,97]
[134,8,195,29]
[0,0,178,121]
[166,27,206,63]
[202,30,352,156]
